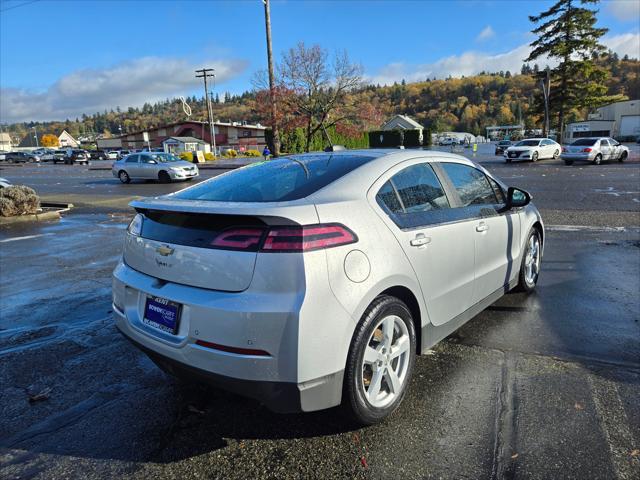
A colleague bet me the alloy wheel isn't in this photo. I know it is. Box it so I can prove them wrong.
[524,234,540,286]
[360,315,411,408]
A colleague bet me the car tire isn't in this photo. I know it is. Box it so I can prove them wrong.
[118,170,131,184]
[343,295,416,425]
[515,228,542,293]
[553,149,559,159]
[618,151,627,163]
[158,171,171,183]
[593,154,602,165]
[564,159,574,166]
[532,152,539,162]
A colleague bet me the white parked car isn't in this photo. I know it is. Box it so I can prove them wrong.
[113,150,544,424]
[106,151,120,160]
[504,138,561,162]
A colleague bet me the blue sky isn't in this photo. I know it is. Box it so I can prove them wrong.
[1,0,639,122]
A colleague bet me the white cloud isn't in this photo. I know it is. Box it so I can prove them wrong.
[476,25,495,42]
[368,32,639,85]
[0,56,247,123]
[603,32,640,59]
[606,0,640,22]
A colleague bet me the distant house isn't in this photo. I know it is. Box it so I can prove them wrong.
[18,129,79,148]
[98,120,268,153]
[0,133,12,151]
[162,136,205,154]
[382,115,424,131]
[57,130,79,147]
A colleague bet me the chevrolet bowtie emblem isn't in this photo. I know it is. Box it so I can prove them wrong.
[156,245,174,256]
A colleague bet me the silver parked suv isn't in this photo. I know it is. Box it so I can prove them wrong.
[112,152,199,183]
[113,149,544,424]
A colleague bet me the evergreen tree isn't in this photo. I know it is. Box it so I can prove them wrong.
[526,0,620,139]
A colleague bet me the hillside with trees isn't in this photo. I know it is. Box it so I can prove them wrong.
[3,55,638,148]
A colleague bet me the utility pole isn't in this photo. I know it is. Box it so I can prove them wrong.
[195,68,216,156]
[32,126,39,148]
[263,0,280,157]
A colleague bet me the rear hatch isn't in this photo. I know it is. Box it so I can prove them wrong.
[123,198,319,292]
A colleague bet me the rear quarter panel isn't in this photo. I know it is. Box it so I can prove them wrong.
[314,199,428,329]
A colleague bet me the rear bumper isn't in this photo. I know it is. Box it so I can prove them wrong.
[561,153,594,162]
[112,260,346,412]
[118,328,342,413]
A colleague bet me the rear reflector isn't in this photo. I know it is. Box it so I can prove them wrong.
[261,224,357,252]
[195,339,270,357]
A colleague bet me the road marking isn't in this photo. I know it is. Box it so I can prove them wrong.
[0,233,53,243]
[587,374,639,479]
[546,225,628,232]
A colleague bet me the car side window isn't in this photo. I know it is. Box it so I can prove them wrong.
[141,155,155,163]
[600,139,610,146]
[440,163,498,206]
[125,155,139,163]
[377,163,449,215]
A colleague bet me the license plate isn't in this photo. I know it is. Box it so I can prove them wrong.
[143,296,181,334]
[509,152,516,157]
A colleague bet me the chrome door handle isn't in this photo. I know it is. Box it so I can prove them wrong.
[476,222,489,232]
[410,233,431,247]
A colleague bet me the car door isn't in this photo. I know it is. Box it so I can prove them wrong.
[124,154,141,177]
[599,139,612,160]
[374,161,476,325]
[608,138,621,159]
[139,154,158,178]
[438,162,521,305]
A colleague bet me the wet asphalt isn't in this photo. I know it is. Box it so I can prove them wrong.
[0,148,639,479]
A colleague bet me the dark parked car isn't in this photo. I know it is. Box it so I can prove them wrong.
[89,150,109,160]
[495,140,512,155]
[65,150,90,165]
[5,151,40,163]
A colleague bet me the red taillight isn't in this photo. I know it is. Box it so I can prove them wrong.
[195,339,270,356]
[211,228,265,251]
[261,224,357,252]
[210,223,357,252]
[582,148,592,152]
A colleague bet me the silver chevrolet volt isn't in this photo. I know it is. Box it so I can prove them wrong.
[112,149,544,424]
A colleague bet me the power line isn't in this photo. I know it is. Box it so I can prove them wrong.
[0,0,40,13]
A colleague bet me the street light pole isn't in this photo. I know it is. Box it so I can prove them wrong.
[263,0,280,157]
[209,91,217,157]
[33,126,39,148]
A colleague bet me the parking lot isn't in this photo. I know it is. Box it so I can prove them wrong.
[1,151,639,479]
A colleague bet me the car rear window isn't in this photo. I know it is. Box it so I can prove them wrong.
[571,139,597,146]
[173,154,376,202]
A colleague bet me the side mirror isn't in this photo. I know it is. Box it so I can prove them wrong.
[506,187,531,209]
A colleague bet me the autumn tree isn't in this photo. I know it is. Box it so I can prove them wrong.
[526,0,623,139]
[41,134,59,147]
[278,43,364,151]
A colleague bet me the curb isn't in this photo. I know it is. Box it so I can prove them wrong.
[0,203,74,225]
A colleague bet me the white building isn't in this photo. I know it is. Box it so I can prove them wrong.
[381,115,424,132]
[565,99,640,142]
